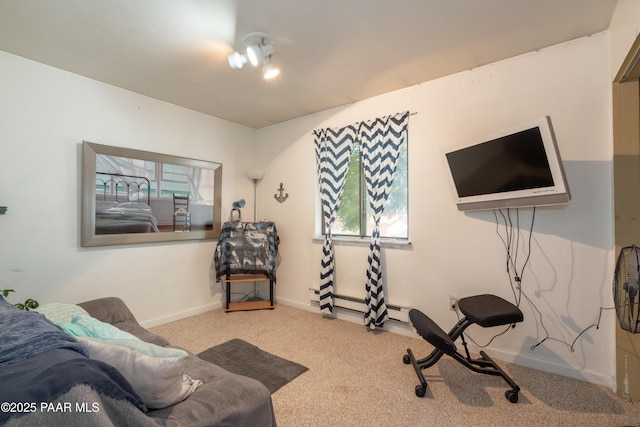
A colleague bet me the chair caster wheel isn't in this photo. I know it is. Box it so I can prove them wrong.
[402,354,410,364]
[505,389,518,403]
[415,384,427,398]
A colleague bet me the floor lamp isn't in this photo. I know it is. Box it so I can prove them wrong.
[246,169,265,221]
[246,168,265,301]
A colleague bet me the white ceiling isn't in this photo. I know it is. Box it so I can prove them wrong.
[0,0,618,129]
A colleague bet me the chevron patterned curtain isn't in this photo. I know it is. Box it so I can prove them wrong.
[359,111,410,328]
[313,125,357,315]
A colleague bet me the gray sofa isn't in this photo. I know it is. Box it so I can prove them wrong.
[0,296,276,426]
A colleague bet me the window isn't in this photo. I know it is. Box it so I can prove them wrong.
[157,163,192,198]
[328,140,408,239]
[95,155,205,202]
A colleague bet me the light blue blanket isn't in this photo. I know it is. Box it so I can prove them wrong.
[0,298,87,366]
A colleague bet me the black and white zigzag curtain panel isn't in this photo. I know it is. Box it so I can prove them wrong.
[359,111,409,328]
[314,111,409,324]
[313,125,357,315]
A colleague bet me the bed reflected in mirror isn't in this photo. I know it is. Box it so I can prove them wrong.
[81,141,222,247]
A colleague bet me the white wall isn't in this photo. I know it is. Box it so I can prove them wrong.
[609,0,640,80]
[256,33,615,386]
[0,50,257,324]
[0,29,618,387]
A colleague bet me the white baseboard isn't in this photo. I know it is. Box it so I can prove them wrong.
[277,296,416,337]
[306,287,410,323]
[140,301,222,328]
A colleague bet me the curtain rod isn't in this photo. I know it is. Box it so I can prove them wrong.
[314,111,417,134]
[352,111,417,126]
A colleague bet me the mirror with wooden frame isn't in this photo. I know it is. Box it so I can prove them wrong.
[81,141,222,246]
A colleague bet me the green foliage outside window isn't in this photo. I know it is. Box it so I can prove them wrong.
[330,141,408,239]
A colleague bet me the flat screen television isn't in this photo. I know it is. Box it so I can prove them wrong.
[445,116,570,211]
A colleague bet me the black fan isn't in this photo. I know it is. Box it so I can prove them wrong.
[614,245,640,333]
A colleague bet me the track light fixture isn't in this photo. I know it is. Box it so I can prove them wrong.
[228,32,280,79]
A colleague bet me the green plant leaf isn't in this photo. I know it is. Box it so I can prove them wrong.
[1,289,15,298]
[2,290,39,310]
[24,299,39,310]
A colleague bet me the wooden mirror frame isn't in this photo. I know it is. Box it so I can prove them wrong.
[81,141,222,247]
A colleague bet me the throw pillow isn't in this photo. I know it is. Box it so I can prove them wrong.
[76,337,201,409]
[92,338,188,359]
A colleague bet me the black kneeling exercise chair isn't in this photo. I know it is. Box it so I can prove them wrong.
[403,294,523,403]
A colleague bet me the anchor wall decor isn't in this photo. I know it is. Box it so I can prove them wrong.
[274,182,289,203]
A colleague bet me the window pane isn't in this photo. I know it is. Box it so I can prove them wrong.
[331,144,361,236]
[159,163,192,198]
[325,140,408,239]
[367,142,408,238]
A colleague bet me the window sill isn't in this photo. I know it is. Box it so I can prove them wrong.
[312,236,412,250]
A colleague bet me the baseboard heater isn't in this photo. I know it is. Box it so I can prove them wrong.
[308,288,410,323]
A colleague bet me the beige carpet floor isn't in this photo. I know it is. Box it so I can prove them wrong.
[150,304,640,427]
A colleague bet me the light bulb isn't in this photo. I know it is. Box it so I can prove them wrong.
[263,63,280,79]
[228,52,246,69]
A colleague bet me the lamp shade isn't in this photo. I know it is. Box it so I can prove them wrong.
[246,43,274,67]
[246,45,262,66]
[247,169,265,181]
